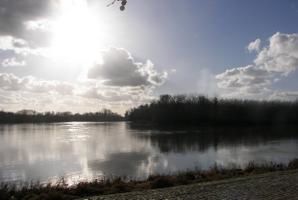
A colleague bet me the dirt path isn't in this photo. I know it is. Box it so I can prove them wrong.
[82,170,298,200]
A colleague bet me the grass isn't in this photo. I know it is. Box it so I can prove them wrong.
[1,159,298,200]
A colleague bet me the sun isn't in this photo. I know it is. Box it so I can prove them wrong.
[50,0,108,65]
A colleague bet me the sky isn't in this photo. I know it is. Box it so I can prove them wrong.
[0,0,298,114]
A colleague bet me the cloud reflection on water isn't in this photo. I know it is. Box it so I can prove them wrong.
[0,122,297,184]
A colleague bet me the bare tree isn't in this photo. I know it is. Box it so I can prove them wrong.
[107,0,128,11]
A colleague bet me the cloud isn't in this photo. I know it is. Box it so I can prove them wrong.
[0,0,60,60]
[216,65,271,89]
[0,0,57,37]
[0,73,74,95]
[0,73,157,114]
[0,35,46,59]
[255,32,298,74]
[0,1,169,113]
[79,84,154,104]
[1,57,26,67]
[216,32,298,100]
[88,48,168,87]
[0,36,28,52]
[247,38,261,52]
[270,91,298,101]
[216,65,272,98]
[24,19,53,32]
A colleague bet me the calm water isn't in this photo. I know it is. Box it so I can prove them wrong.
[0,122,297,184]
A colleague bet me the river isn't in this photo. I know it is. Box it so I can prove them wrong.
[0,122,297,184]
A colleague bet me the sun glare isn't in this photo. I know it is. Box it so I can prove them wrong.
[50,0,108,65]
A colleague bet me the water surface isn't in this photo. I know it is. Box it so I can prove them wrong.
[0,122,297,184]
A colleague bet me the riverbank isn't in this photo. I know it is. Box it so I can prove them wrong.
[83,169,298,200]
[1,159,298,200]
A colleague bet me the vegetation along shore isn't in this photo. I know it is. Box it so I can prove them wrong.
[1,159,298,200]
[126,95,298,126]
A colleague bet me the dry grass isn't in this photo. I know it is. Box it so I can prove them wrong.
[1,159,298,200]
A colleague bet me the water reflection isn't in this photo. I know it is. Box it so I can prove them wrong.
[130,126,298,153]
[0,122,297,184]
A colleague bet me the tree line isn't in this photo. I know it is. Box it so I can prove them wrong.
[125,95,298,126]
[0,109,123,123]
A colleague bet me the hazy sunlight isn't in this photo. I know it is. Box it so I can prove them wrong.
[51,0,109,65]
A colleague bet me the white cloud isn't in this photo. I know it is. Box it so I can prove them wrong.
[0,73,74,95]
[0,0,169,113]
[216,65,273,98]
[24,19,53,32]
[216,32,298,100]
[0,1,170,113]
[0,36,28,52]
[270,91,298,101]
[216,65,272,89]
[0,35,47,57]
[88,48,168,87]
[0,73,158,114]
[1,57,26,67]
[255,32,298,74]
[247,38,261,52]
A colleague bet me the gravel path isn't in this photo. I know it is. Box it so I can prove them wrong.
[81,170,298,200]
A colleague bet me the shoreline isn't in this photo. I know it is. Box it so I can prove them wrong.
[82,169,298,200]
[1,159,298,200]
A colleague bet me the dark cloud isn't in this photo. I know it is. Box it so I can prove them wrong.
[0,0,58,46]
[88,48,167,87]
[0,0,53,34]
